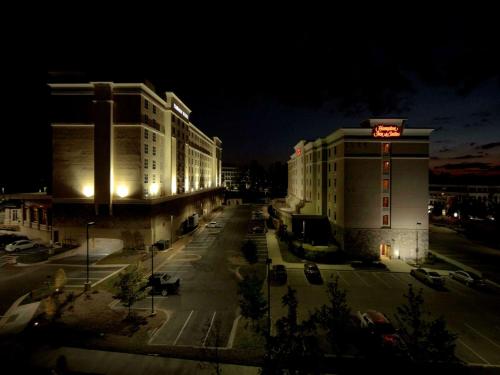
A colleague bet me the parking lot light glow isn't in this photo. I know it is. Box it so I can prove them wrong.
[82,185,94,197]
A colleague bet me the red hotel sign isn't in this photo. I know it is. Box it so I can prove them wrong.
[296,148,302,156]
[372,125,402,138]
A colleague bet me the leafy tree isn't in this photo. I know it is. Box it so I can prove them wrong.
[396,284,458,363]
[237,273,267,332]
[426,316,458,363]
[242,239,258,264]
[313,276,352,354]
[113,264,146,317]
[262,287,321,374]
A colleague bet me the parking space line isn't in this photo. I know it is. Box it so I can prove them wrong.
[202,311,217,346]
[372,273,391,288]
[458,339,491,365]
[465,323,500,350]
[353,272,372,287]
[334,271,350,286]
[174,310,194,345]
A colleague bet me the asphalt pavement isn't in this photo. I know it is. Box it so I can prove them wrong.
[135,205,261,348]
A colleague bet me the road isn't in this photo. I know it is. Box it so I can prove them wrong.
[270,267,500,366]
[135,204,264,348]
[0,252,123,316]
[430,224,500,284]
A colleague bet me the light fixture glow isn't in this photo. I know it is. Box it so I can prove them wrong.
[149,183,159,195]
[83,185,94,198]
[116,185,129,198]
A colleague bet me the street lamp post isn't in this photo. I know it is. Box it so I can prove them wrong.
[266,257,272,338]
[85,221,95,291]
[415,222,421,266]
[151,244,156,316]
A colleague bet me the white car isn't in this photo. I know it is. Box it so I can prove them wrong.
[206,222,221,228]
[5,240,38,252]
[449,270,486,287]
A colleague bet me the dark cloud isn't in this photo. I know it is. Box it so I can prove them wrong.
[437,162,493,170]
[451,154,485,159]
[476,142,500,150]
[432,116,455,124]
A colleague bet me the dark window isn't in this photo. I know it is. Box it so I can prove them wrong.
[144,100,149,109]
[152,104,156,114]
[153,146,156,156]
[334,146,337,155]
[144,144,148,154]
[144,159,148,169]
[152,160,156,169]
[144,129,149,139]
[144,114,148,124]
[144,173,148,183]
[334,162,337,172]
[153,133,156,142]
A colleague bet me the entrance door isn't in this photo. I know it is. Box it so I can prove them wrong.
[380,243,391,258]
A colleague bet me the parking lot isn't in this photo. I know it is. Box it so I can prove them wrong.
[136,207,247,348]
[270,267,500,366]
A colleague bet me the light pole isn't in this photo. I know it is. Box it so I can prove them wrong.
[151,244,156,316]
[85,221,95,291]
[415,221,421,266]
[266,257,272,338]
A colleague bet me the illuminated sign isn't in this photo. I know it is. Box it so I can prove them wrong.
[372,125,402,138]
[296,148,302,156]
[173,103,189,120]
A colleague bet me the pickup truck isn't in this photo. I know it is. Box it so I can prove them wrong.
[148,272,180,296]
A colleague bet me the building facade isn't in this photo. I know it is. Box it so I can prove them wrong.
[49,82,223,247]
[222,166,243,190]
[284,119,433,261]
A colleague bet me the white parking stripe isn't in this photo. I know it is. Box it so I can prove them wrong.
[334,271,350,286]
[174,310,194,345]
[203,311,217,346]
[372,273,391,288]
[465,323,500,350]
[458,339,491,365]
[353,272,372,287]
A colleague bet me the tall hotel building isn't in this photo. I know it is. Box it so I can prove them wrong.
[285,119,433,261]
[49,82,222,246]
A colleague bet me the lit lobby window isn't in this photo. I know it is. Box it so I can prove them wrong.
[383,161,390,173]
[383,215,389,226]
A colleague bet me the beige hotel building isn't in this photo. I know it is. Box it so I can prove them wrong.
[49,82,222,247]
[285,119,433,261]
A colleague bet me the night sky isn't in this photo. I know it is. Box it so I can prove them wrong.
[3,8,500,192]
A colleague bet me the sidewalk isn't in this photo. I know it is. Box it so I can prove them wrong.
[30,346,259,375]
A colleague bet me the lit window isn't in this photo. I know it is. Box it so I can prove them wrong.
[383,143,390,154]
[144,144,148,154]
[383,161,390,173]
[383,179,390,191]
[144,159,148,169]
[383,197,389,207]
[144,129,148,139]
[144,173,149,183]
[383,215,389,226]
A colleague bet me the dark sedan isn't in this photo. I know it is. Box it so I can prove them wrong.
[304,262,323,284]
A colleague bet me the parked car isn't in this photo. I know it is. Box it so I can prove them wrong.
[251,226,266,234]
[148,272,180,296]
[5,240,38,252]
[271,264,287,284]
[410,267,445,288]
[449,270,486,288]
[355,310,406,350]
[304,262,322,284]
[206,221,221,228]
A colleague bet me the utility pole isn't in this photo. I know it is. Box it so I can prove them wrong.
[266,257,272,338]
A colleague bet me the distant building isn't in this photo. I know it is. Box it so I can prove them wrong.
[222,166,243,190]
[429,184,500,215]
[282,119,433,261]
[49,82,223,247]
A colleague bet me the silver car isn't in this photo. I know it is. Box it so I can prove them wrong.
[410,268,445,287]
[5,240,38,252]
[449,270,486,287]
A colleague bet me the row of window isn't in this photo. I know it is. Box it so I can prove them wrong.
[144,129,157,142]
[144,144,157,155]
[144,173,158,183]
[144,100,157,114]
[144,159,157,169]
